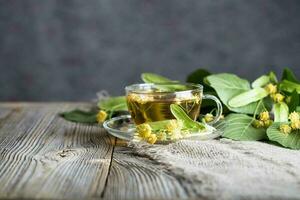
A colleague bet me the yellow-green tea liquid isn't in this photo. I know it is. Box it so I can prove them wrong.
[127,94,201,125]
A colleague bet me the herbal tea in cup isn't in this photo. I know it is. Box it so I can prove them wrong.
[125,83,222,125]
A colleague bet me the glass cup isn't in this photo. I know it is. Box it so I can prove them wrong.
[125,83,222,125]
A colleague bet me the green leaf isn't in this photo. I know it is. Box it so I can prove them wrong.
[186,69,211,84]
[222,114,267,141]
[185,68,218,112]
[251,75,270,88]
[141,73,188,92]
[147,120,176,131]
[279,80,300,93]
[170,104,205,130]
[287,90,299,112]
[269,71,278,83]
[273,103,289,122]
[98,96,127,111]
[141,73,176,83]
[228,88,268,108]
[205,73,264,114]
[281,68,299,83]
[263,96,274,111]
[186,69,213,92]
[60,109,97,123]
[267,122,300,150]
[251,71,278,88]
[251,71,277,88]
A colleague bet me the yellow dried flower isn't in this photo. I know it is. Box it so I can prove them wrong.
[265,83,277,94]
[181,130,190,137]
[291,121,300,130]
[96,110,107,123]
[170,131,183,140]
[136,123,152,138]
[279,124,292,134]
[166,120,178,132]
[263,120,273,128]
[271,93,285,103]
[289,111,300,123]
[259,111,270,121]
[147,134,157,144]
[157,131,167,141]
[252,119,265,128]
[127,93,153,104]
[204,113,214,123]
[285,96,292,104]
[166,120,183,134]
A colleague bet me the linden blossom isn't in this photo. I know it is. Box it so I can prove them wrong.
[96,110,108,123]
[252,111,273,128]
[289,111,300,122]
[289,112,300,130]
[280,124,292,134]
[278,112,300,134]
[135,119,187,144]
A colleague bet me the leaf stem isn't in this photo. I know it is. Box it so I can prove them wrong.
[252,99,263,120]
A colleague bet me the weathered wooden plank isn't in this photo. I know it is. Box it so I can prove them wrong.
[102,145,191,200]
[107,139,300,200]
[0,103,114,199]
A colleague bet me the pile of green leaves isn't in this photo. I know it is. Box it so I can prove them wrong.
[187,68,300,149]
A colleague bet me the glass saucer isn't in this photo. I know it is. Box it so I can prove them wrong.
[103,115,223,141]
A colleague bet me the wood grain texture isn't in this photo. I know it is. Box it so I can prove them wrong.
[0,103,114,199]
[7,103,296,200]
[103,145,196,200]
[0,103,202,200]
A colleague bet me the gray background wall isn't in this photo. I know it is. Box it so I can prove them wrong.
[0,0,299,101]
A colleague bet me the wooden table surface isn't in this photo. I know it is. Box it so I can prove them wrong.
[0,103,192,200]
[1,103,300,200]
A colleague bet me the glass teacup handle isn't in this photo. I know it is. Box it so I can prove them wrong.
[202,94,223,125]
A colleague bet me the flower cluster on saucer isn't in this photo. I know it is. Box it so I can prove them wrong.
[135,120,187,144]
